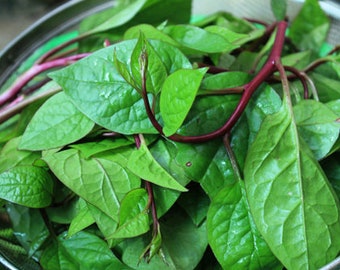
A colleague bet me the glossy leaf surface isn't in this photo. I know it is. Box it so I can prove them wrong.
[50,40,191,135]
[0,166,53,208]
[19,92,94,151]
[160,68,207,136]
[43,149,140,221]
[244,99,340,269]
[207,181,280,269]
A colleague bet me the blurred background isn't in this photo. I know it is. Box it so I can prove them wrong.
[0,0,340,51]
[0,0,68,49]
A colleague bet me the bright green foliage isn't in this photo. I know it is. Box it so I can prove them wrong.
[50,40,191,135]
[43,149,141,221]
[289,0,330,52]
[207,181,281,269]
[163,25,239,53]
[294,99,340,160]
[108,188,150,239]
[160,68,207,136]
[127,140,187,191]
[244,99,340,269]
[0,166,54,208]
[40,231,130,270]
[271,0,287,21]
[1,0,340,269]
[19,92,94,151]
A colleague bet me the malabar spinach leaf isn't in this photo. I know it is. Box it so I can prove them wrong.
[160,68,207,136]
[0,166,54,208]
[294,99,340,160]
[50,40,191,135]
[108,188,149,239]
[207,181,281,269]
[127,140,187,192]
[40,231,130,270]
[244,98,340,269]
[43,149,141,221]
[19,92,94,151]
[288,0,329,52]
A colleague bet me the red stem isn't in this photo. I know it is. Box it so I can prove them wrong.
[169,21,288,143]
[0,53,89,107]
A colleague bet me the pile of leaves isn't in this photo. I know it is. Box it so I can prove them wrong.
[0,0,340,269]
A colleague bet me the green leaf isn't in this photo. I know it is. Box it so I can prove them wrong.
[288,0,330,52]
[86,0,147,35]
[244,99,340,269]
[50,39,191,135]
[130,33,168,94]
[294,99,340,160]
[19,92,95,151]
[281,51,311,70]
[0,136,41,173]
[123,24,179,47]
[163,25,239,53]
[68,199,95,237]
[207,181,281,269]
[204,25,263,47]
[119,206,207,270]
[108,188,149,239]
[310,72,340,102]
[86,203,119,248]
[43,149,141,221]
[0,166,54,208]
[6,204,49,258]
[127,140,187,192]
[178,95,240,136]
[70,138,133,159]
[160,68,207,136]
[200,71,250,92]
[199,144,236,198]
[271,0,287,21]
[40,231,130,270]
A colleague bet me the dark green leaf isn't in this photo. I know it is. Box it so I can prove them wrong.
[40,231,130,270]
[294,99,340,159]
[119,206,207,270]
[207,181,281,269]
[311,72,340,102]
[19,92,94,151]
[160,68,208,136]
[178,95,240,136]
[200,71,250,92]
[108,188,149,239]
[199,144,236,198]
[288,0,330,52]
[244,98,340,269]
[6,204,49,258]
[0,166,53,208]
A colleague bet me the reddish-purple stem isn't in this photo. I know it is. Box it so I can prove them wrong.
[169,20,288,143]
[0,53,89,107]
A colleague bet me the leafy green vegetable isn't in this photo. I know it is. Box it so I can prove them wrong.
[244,99,340,269]
[1,0,340,269]
[160,68,207,136]
[19,92,95,151]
